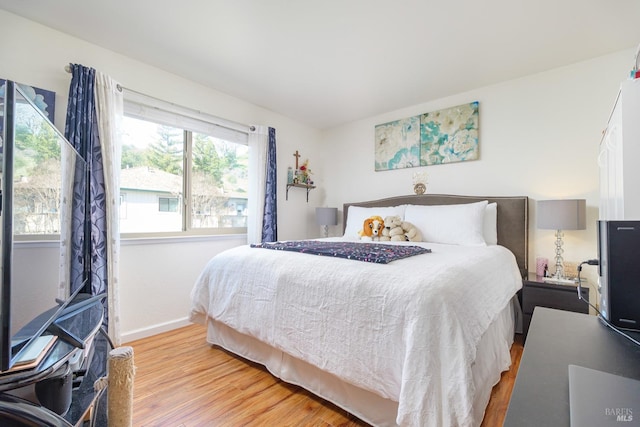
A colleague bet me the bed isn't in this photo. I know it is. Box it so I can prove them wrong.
[189,194,528,427]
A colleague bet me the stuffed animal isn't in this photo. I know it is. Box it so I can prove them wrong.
[359,216,385,241]
[401,220,422,242]
[380,227,391,241]
[380,215,405,242]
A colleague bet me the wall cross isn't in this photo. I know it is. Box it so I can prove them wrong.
[293,150,301,170]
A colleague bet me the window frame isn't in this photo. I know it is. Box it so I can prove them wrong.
[121,93,250,239]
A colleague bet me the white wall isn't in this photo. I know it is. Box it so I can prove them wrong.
[321,49,635,297]
[0,10,323,342]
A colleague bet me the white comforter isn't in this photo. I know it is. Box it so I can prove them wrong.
[189,238,522,426]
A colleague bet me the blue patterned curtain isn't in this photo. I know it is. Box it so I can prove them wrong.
[261,127,277,242]
[64,64,108,302]
[65,64,95,295]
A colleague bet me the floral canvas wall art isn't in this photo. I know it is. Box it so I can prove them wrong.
[374,116,420,171]
[420,101,478,166]
[374,101,479,171]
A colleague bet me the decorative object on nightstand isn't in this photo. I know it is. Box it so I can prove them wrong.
[316,207,338,238]
[535,257,548,277]
[412,171,428,195]
[563,261,578,279]
[537,199,586,282]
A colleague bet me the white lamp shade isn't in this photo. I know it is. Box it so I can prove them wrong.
[316,207,338,226]
[537,199,586,230]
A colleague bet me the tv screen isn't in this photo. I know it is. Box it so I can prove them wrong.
[1,81,87,371]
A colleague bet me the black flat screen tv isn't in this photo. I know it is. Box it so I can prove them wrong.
[0,80,88,372]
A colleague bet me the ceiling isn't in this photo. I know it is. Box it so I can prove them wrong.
[2,0,640,129]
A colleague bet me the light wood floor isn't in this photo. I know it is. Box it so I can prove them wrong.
[127,324,523,426]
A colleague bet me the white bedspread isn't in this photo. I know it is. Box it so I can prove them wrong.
[189,239,522,426]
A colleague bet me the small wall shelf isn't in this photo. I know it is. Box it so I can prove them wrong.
[286,183,316,202]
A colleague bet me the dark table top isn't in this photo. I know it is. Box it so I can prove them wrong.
[504,307,640,426]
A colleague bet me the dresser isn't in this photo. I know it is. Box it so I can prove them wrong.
[505,307,640,426]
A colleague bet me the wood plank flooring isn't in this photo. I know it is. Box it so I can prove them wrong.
[127,324,523,426]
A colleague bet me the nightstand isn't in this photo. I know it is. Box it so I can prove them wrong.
[522,274,589,340]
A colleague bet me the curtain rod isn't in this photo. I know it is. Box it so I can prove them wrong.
[64,64,256,133]
[64,64,123,92]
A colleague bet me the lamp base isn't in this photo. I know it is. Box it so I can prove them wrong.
[553,229,566,280]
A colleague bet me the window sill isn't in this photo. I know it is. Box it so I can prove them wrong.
[120,233,247,246]
[14,233,247,248]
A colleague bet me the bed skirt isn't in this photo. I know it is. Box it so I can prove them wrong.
[201,301,516,427]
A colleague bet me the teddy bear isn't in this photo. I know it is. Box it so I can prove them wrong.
[358,216,385,241]
[401,220,422,242]
[380,215,405,242]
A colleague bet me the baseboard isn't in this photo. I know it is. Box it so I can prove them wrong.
[121,317,192,343]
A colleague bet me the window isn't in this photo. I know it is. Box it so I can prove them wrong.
[190,132,248,229]
[121,94,249,236]
[158,197,179,213]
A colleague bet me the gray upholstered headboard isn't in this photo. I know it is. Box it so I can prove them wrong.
[343,194,528,278]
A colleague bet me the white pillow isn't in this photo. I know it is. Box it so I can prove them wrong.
[404,201,488,246]
[484,203,498,245]
[343,205,407,238]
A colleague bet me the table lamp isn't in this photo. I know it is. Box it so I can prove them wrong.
[316,207,338,238]
[537,199,586,280]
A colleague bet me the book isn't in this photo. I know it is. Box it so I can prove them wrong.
[9,335,58,372]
